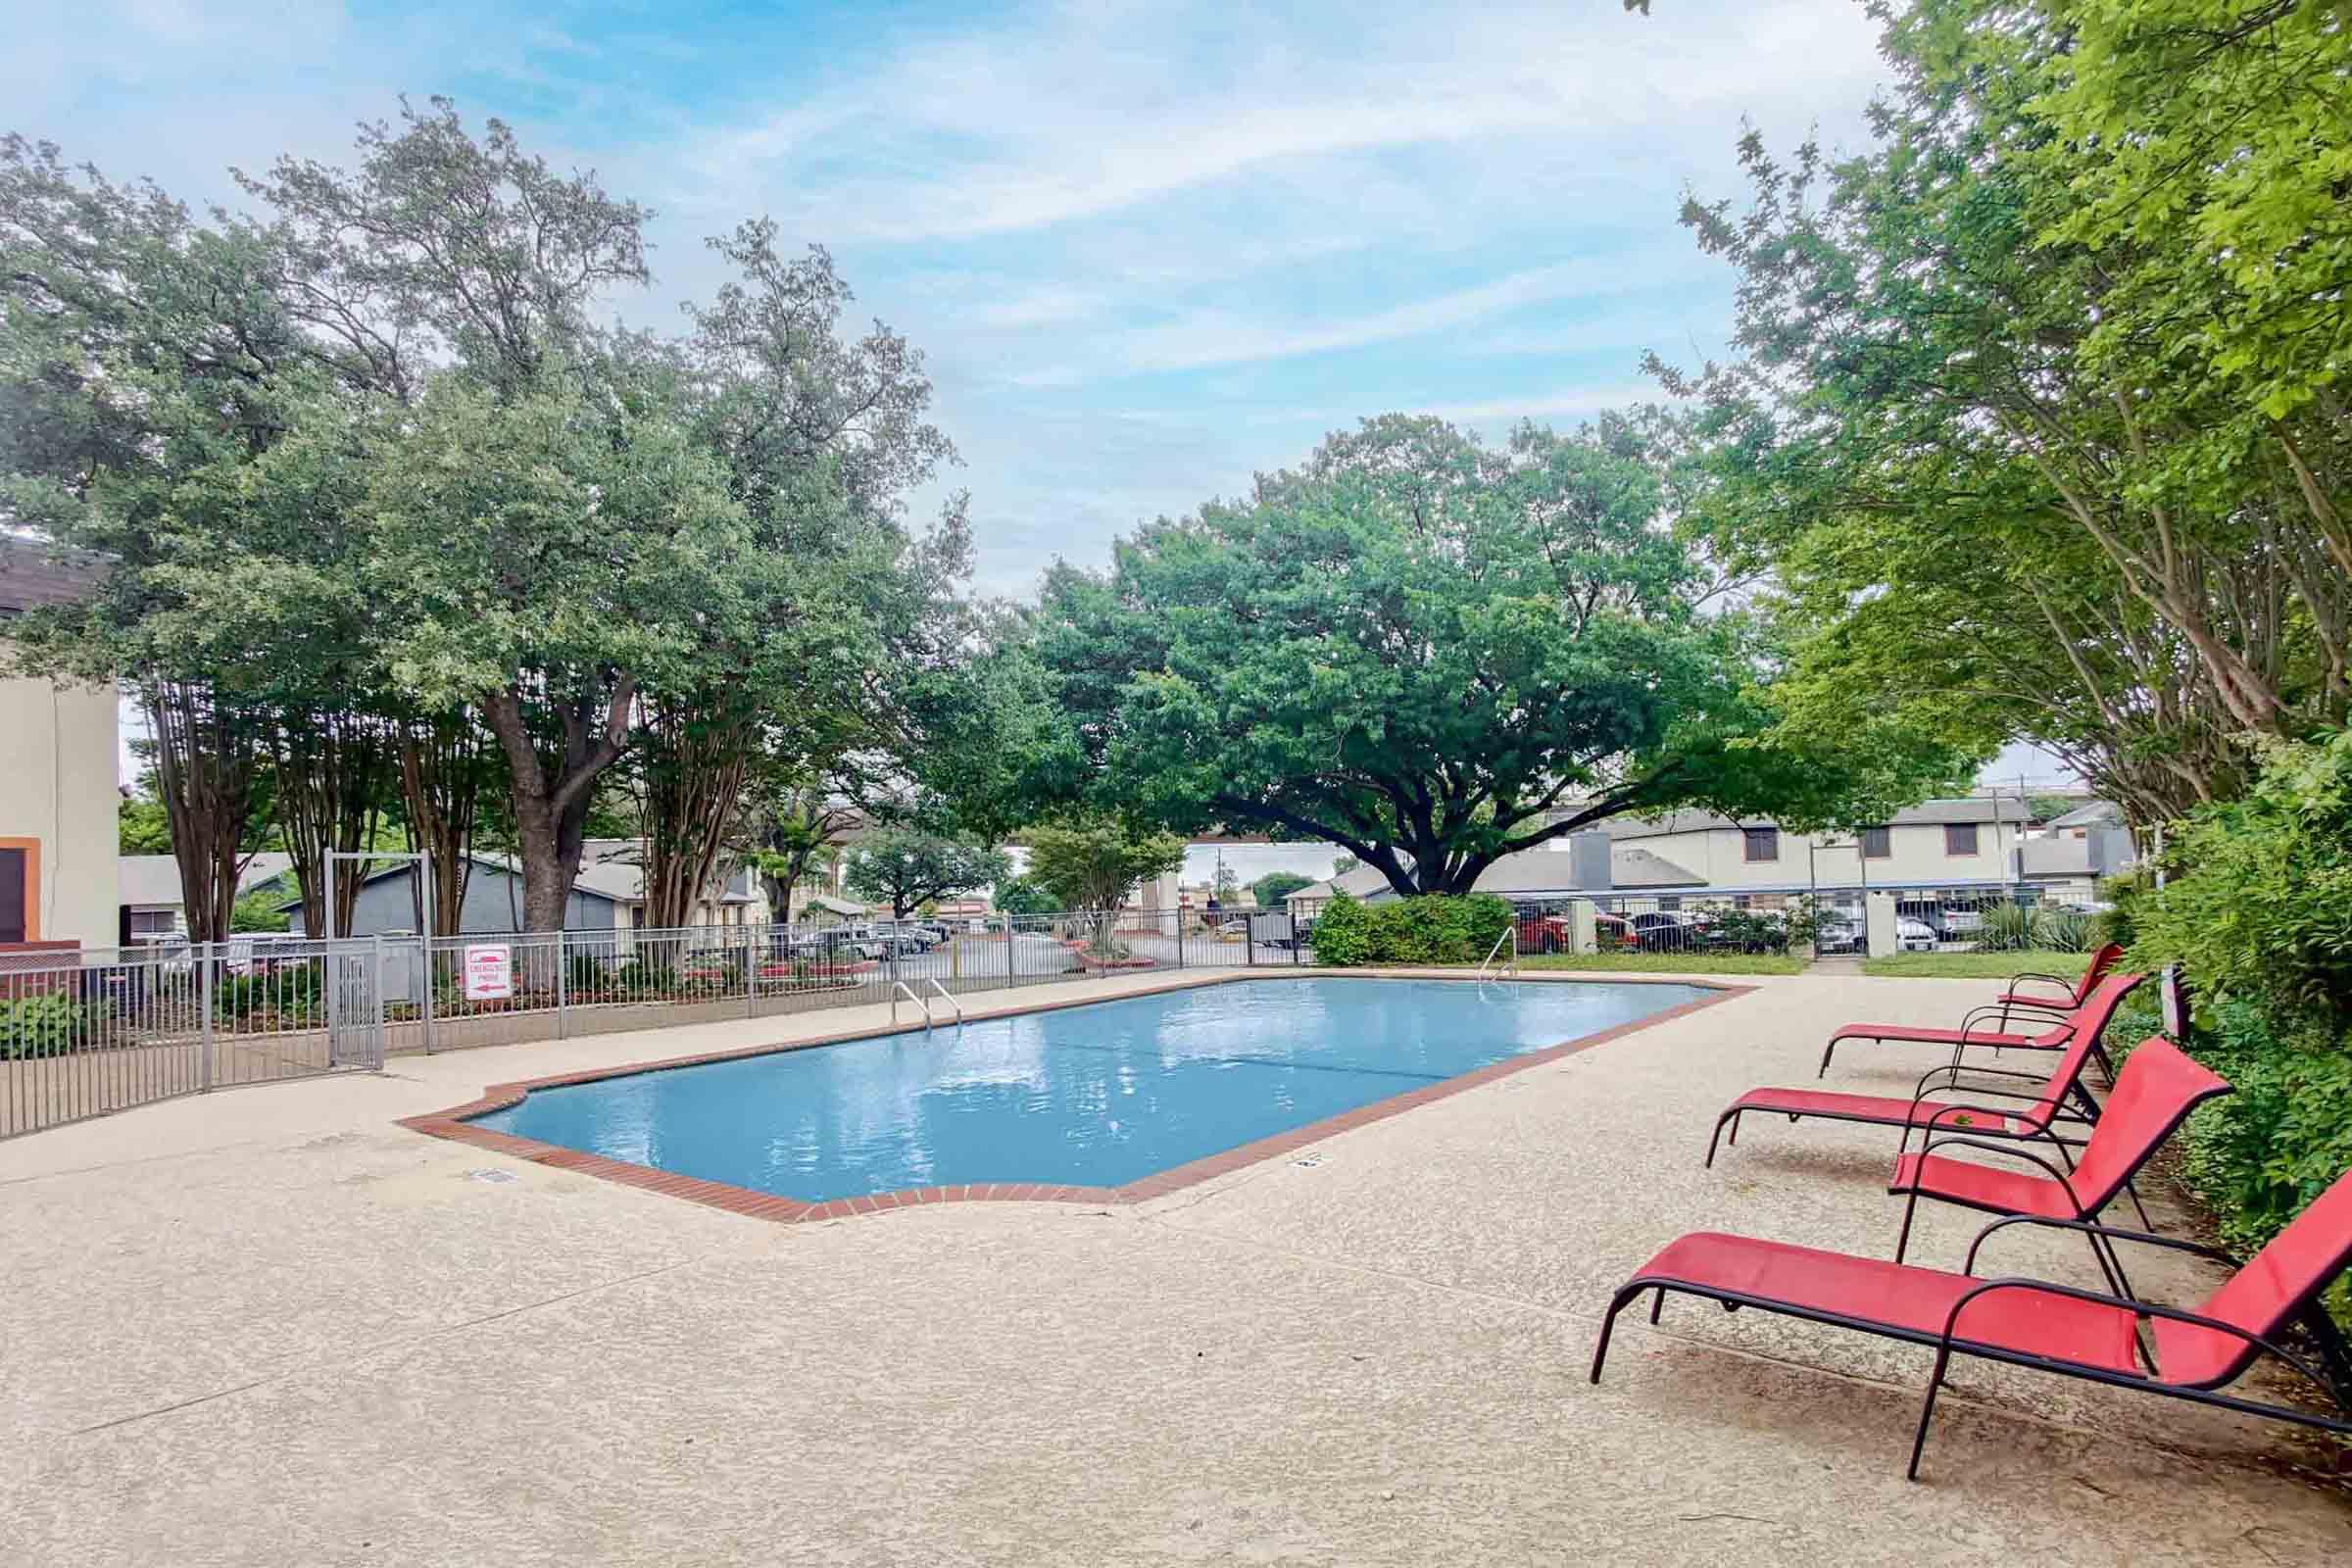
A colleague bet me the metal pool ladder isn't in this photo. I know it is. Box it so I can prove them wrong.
[892,978,965,1030]
[1477,925,1518,981]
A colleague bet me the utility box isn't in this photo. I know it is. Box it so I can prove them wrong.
[1569,902,1600,956]
[1865,892,1900,958]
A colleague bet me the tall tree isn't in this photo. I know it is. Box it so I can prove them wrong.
[1660,0,2350,823]
[0,137,301,941]
[842,826,1009,919]
[1022,818,1188,952]
[1030,415,1935,898]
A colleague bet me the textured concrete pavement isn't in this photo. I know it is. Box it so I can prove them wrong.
[2,968,2346,1566]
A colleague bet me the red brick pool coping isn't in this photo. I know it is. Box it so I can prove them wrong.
[397,969,1754,1225]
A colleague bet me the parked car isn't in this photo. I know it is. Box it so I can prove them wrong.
[1895,916,1939,953]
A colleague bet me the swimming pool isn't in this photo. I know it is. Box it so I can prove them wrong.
[468,977,1713,1203]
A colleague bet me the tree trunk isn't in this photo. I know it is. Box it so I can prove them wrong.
[479,676,636,931]
[397,709,487,938]
[638,698,751,932]
[144,678,264,945]
[272,707,393,940]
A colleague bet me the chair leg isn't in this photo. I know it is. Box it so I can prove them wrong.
[1591,1285,1645,1383]
[1705,1110,1739,1167]
[1818,1038,1838,1078]
[2122,1177,2153,1232]
[1894,1187,1923,1263]
[1907,1346,1953,1481]
[1650,1287,1666,1325]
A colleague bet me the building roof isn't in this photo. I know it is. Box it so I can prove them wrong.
[119,853,295,908]
[574,838,757,904]
[1610,845,1705,888]
[2045,800,2123,830]
[1286,865,1393,904]
[276,852,631,911]
[0,536,108,618]
[808,895,865,916]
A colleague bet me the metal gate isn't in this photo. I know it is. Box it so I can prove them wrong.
[325,939,385,1069]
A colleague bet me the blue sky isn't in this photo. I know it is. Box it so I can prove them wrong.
[13,0,1899,595]
[16,1,2063,787]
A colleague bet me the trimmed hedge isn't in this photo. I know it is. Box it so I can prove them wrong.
[1307,893,1514,967]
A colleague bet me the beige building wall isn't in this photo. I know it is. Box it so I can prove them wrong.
[0,668,120,948]
[1617,820,2025,892]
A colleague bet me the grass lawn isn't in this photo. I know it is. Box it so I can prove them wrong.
[1515,952,1810,976]
[1860,949,2094,980]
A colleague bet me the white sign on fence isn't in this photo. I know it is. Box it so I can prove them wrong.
[463,943,514,1002]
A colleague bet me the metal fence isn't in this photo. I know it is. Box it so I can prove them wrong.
[3,885,2105,1139]
[2,936,391,1140]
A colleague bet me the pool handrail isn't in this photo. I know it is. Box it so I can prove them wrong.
[923,977,963,1026]
[1478,925,1518,981]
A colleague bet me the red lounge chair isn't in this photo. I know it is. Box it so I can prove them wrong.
[1708,973,2144,1169]
[1818,980,2122,1080]
[1887,1039,2228,1291]
[1988,942,2124,1029]
[1591,1166,2352,1479]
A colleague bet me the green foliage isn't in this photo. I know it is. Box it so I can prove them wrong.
[229,889,291,934]
[1306,894,1514,967]
[1973,903,2036,954]
[614,958,679,997]
[1666,0,2349,824]
[1250,872,1315,909]
[990,876,1058,916]
[1,993,99,1058]
[1029,415,1945,897]
[119,796,172,855]
[842,827,1012,918]
[214,966,318,1024]
[2128,731,2352,1324]
[2032,907,2093,955]
[2134,731,2352,1033]
[1021,818,1188,914]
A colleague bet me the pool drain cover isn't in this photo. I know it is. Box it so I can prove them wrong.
[466,1168,519,1184]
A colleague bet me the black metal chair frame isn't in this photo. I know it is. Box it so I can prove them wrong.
[1590,1213,2352,1481]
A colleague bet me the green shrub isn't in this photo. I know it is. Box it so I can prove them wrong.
[2033,907,2093,954]
[214,966,319,1023]
[1974,902,2034,952]
[2126,730,2352,1329]
[2,993,98,1058]
[1307,893,1512,966]
[613,958,679,996]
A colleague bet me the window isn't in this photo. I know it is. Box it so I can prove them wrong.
[1742,826,1780,862]
[1944,822,1981,857]
[1859,825,1891,859]
[128,908,178,939]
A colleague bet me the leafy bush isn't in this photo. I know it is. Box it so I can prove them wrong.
[2,993,98,1058]
[2126,730,2352,1328]
[1973,902,2034,952]
[1307,893,1513,966]
[2133,730,2352,1034]
[614,958,680,997]
[566,953,610,996]
[215,966,319,1023]
[2032,907,2093,954]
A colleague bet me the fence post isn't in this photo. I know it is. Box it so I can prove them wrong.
[420,933,435,1055]
[371,935,386,1068]
[743,924,756,1018]
[198,943,215,1093]
[555,928,569,1040]
[1176,907,1185,970]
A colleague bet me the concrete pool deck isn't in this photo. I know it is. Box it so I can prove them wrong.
[2,967,2346,1565]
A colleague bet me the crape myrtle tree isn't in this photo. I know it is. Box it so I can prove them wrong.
[1031,415,1932,899]
[842,825,1010,919]
[0,136,306,942]
[1657,0,2351,824]
[1021,817,1188,953]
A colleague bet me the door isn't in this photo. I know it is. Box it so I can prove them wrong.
[0,847,26,944]
[324,941,384,1069]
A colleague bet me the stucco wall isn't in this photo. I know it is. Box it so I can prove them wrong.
[0,669,120,949]
[1617,820,2025,891]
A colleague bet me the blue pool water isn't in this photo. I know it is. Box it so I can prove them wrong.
[474,978,1706,1201]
